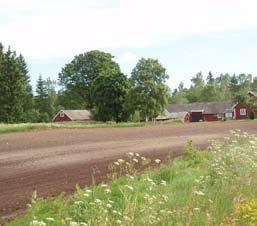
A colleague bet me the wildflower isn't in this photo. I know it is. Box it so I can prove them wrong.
[83,193,89,197]
[123,216,131,221]
[194,190,205,196]
[155,159,161,164]
[193,208,200,212]
[127,152,134,157]
[127,175,135,180]
[116,219,122,224]
[160,180,167,186]
[104,188,111,194]
[124,185,134,191]
[133,158,138,163]
[101,184,108,188]
[85,189,92,193]
[146,177,153,182]
[117,159,125,164]
[70,222,79,226]
[141,156,146,161]
[75,201,82,205]
[135,153,140,157]
[114,162,120,166]
[46,217,55,222]
[106,203,112,208]
[95,199,102,204]
[30,220,46,226]
[80,223,88,226]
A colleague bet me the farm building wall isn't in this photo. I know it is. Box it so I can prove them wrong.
[53,113,72,122]
[234,103,249,120]
[203,113,218,121]
[191,112,203,122]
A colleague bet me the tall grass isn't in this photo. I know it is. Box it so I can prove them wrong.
[7,130,257,225]
[0,120,183,134]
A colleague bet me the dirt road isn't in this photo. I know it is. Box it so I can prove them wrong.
[1,121,257,223]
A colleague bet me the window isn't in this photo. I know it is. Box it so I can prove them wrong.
[240,108,246,116]
[60,111,64,117]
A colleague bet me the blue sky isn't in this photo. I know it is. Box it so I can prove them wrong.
[1,0,257,90]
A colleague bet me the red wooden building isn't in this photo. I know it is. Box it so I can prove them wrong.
[167,101,249,122]
[53,110,92,122]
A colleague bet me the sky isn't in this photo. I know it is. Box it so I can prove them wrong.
[1,0,257,90]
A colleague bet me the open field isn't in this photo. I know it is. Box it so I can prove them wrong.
[1,120,257,224]
[0,120,182,134]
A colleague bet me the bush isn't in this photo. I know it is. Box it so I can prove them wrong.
[249,111,256,120]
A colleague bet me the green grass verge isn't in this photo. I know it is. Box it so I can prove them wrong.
[7,129,257,225]
[0,119,183,134]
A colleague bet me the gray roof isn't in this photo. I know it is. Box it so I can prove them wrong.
[156,111,189,120]
[167,101,234,114]
[54,110,92,121]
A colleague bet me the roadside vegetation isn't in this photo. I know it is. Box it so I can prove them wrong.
[7,130,257,225]
[0,119,183,134]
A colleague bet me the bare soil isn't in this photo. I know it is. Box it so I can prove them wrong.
[1,121,257,224]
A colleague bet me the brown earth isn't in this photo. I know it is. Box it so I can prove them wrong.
[1,120,257,224]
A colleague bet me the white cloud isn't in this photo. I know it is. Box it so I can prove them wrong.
[1,0,257,58]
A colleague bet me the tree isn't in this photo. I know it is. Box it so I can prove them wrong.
[35,76,58,122]
[201,71,219,102]
[186,72,205,102]
[17,54,34,121]
[230,74,252,103]
[216,73,232,100]
[92,71,130,122]
[129,58,169,120]
[59,50,121,108]
[0,44,33,123]
[169,82,189,104]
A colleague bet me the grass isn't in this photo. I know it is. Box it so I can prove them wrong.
[6,130,257,225]
[0,119,183,134]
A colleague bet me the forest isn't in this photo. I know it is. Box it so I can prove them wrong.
[0,43,256,123]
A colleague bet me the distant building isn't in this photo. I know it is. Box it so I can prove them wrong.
[53,110,92,122]
[157,101,249,122]
[156,111,190,122]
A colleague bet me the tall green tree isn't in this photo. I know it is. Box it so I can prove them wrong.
[169,82,189,104]
[202,71,219,102]
[0,44,33,123]
[92,71,130,122]
[129,58,169,120]
[186,72,205,102]
[35,76,58,122]
[59,50,121,108]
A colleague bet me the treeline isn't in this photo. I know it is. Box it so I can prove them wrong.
[1,43,256,124]
[0,44,169,123]
[170,72,257,104]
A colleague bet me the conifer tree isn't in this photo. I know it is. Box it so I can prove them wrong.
[0,44,32,123]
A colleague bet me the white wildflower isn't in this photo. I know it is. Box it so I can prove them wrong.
[127,152,134,157]
[117,159,125,164]
[46,217,55,222]
[106,203,112,208]
[155,159,161,164]
[133,158,138,163]
[104,188,111,194]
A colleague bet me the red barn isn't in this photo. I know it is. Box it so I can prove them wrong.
[167,101,249,122]
[53,110,92,122]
